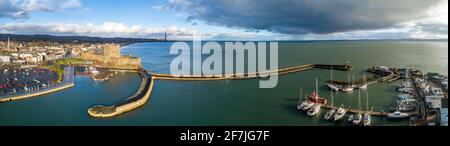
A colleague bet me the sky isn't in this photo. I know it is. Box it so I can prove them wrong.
[0,0,448,40]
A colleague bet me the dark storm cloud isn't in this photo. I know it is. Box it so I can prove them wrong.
[416,22,448,34]
[168,0,443,34]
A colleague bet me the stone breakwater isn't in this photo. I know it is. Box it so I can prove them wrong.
[152,63,352,81]
[87,69,154,118]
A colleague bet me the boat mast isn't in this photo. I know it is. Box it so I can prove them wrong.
[347,72,350,86]
[358,89,361,110]
[352,74,355,85]
[331,89,334,107]
[298,87,303,104]
[330,67,333,106]
[364,73,367,84]
[331,67,333,84]
[315,78,319,98]
[366,90,369,111]
[300,87,303,99]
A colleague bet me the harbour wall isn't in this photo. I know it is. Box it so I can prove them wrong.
[152,63,349,81]
[87,70,154,118]
[0,83,74,103]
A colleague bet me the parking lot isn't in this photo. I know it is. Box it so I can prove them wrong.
[0,68,58,95]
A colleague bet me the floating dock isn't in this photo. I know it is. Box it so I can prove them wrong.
[321,104,418,117]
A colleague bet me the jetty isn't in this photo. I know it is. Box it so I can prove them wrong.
[152,63,352,81]
[87,69,154,118]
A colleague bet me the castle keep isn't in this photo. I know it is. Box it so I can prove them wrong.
[80,44,141,70]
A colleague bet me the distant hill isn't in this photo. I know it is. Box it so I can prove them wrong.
[0,34,162,44]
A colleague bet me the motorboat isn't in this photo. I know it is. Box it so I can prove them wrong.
[388,110,410,119]
[362,90,372,126]
[326,84,340,91]
[333,106,347,121]
[348,114,354,123]
[307,104,321,116]
[342,86,354,92]
[362,113,372,126]
[324,108,336,120]
[352,113,363,125]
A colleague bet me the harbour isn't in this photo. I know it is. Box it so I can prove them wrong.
[0,40,447,126]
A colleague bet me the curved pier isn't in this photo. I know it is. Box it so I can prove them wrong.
[87,69,155,118]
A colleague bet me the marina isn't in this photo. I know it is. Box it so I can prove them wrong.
[0,41,447,126]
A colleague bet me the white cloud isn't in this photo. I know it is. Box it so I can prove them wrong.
[0,22,200,40]
[0,0,81,19]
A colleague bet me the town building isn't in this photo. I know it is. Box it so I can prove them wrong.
[441,108,448,126]
[0,55,11,63]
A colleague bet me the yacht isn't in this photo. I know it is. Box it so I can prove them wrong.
[324,91,336,120]
[326,84,340,92]
[352,89,363,125]
[388,110,410,119]
[352,113,363,125]
[297,88,306,110]
[324,70,338,120]
[308,104,321,116]
[342,86,354,92]
[347,114,354,123]
[362,91,372,126]
[326,67,340,91]
[358,84,367,89]
[363,113,372,126]
[342,73,354,92]
[358,74,368,89]
[398,105,416,112]
[302,101,316,111]
[324,108,336,120]
[333,105,347,121]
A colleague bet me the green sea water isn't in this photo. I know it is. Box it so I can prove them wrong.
[0,40,447,126]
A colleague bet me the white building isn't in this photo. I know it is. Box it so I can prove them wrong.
[0,55,11,63]
[19,53,33,59]
[442,108,448,126]
[425,95,444,109]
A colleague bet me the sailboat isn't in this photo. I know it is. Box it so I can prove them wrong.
[352,89,363,125]
[297,87,306,110]
[358,74,368,89]
[307,78,321,116]
[333,104,347,121]
[347,114,354,122]
[362,90,372,126]
[342,72,354,92]
[298,88,315,111]
[326,67,339,92]
[324,92,336,120]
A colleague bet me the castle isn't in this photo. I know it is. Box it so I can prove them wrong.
[80,44,141,70]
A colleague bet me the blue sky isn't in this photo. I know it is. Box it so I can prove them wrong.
[0,0,448,40]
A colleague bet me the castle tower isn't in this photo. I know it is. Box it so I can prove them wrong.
[103,44,121,58]
[7,37,10,51]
